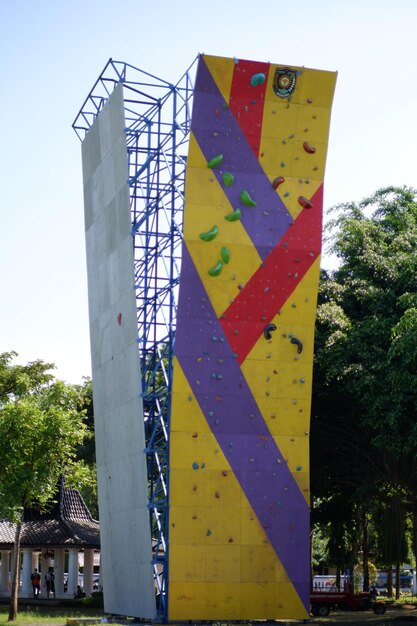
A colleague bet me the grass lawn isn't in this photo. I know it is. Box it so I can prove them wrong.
[0,605,104,626]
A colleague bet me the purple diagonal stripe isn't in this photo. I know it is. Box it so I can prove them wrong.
[191,56,293,261]
[175,244,309,609]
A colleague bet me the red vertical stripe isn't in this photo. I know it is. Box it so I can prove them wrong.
[228,59,269,157]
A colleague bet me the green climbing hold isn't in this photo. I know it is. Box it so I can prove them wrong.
[225,208,241,222]
[208,260,223,277]
[199,225,219,241]
[220,247,230,264]
[250,72,266,87]
[207,154,224,169]
[222,172,234,187]
[240,190,257,207]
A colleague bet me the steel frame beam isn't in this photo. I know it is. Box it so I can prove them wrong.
[73,57,197,620]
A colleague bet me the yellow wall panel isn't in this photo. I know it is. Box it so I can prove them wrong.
[205,544,242,582]
[241,544,288,582]
[203,55,235,103]
[169,544,206,582]
[240,582,308,618]
[169,506,208,545]
[240,506,273,546]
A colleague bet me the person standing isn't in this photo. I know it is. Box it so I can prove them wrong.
[45,568,53,598]
[31,568,41,598]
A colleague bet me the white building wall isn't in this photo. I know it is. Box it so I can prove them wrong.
[81,83,156,619]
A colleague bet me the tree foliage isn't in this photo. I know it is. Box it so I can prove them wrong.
[0,352,89,620]
[311,186,417,586]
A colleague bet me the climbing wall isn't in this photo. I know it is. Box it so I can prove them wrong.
[169,54,336,620]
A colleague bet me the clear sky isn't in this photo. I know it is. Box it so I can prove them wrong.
[1,0,416,383]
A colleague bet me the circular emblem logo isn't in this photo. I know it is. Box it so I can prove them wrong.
[273,67,299,98]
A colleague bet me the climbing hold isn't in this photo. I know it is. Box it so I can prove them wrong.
[290,336,303,354]
[199,225,219,241]
[303,141,316,154]
[207,529,212,536]
[272,176,285,189]
[225,208,241,222]
[222,172,234,187]
[296,465,302,471]
[207,154,224,169]
[208,260,223,277]
[264,323,277,340]
[192,462,199,470]
[240,190,257,207]
[298,196,313,209]
[221,470,228,477]
[220,246,230,264]
[250,72,266,87]
[215,491,220,498]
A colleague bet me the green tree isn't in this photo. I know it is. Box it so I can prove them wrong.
[312,186,417,582]
[0,352,88,621]
[73,378,98,518]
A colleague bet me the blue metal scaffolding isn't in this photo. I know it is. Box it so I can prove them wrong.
[73,57,197,619]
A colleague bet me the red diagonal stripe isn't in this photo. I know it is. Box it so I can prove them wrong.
[229,59,269,157]
[219,185,323,364]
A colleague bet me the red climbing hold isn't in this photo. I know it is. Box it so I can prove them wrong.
[272,176,285,189]
[298,196,313,209]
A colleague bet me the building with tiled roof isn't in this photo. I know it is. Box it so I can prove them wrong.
[0,484,100,599]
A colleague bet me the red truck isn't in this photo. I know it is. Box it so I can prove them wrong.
[311,584,386,617]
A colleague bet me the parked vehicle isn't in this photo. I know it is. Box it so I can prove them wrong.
[311,583,386,617]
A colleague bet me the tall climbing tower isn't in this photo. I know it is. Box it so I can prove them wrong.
[74,54,336,621]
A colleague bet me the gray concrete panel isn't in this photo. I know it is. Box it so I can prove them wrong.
[82,83,156,619]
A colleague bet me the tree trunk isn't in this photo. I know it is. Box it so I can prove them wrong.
[363,511,369,591]
[336,567,341,591]
[396,562,401,600]
[387,565,393,597]
[8,522,21,621]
